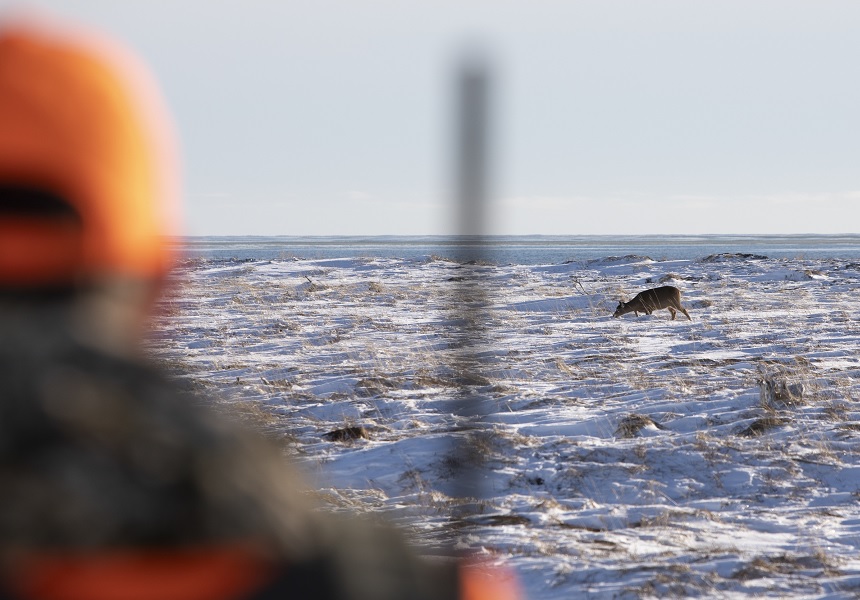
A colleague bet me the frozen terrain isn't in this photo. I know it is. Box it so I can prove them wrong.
[148,251,860,598]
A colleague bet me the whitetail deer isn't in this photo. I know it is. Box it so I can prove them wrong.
[612,285,691,321]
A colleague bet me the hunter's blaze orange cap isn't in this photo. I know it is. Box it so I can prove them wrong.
[0,18,179,287]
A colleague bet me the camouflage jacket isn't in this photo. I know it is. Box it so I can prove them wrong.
[0,308,460,600]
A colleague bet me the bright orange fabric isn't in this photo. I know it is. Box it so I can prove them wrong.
[459,561,523,600]
[7,546,272,600]
[0,18,179,286]
[0,216,82,285]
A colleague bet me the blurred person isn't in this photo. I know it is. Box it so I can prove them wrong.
[0,16,519,600]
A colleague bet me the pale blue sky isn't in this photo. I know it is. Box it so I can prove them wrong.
[10,1,860,235]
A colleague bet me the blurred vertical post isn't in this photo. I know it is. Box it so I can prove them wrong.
[448,53,493,524]
[456,55,490,244]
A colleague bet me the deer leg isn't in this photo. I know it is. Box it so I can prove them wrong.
[668,307,677,320]
[672,300,692,321]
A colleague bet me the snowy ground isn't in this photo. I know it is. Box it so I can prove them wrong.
[147,252,860,598]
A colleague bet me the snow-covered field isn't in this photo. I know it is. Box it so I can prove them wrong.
[148,251,860,598]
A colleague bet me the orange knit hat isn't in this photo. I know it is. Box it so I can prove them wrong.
[0,17,179,287]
